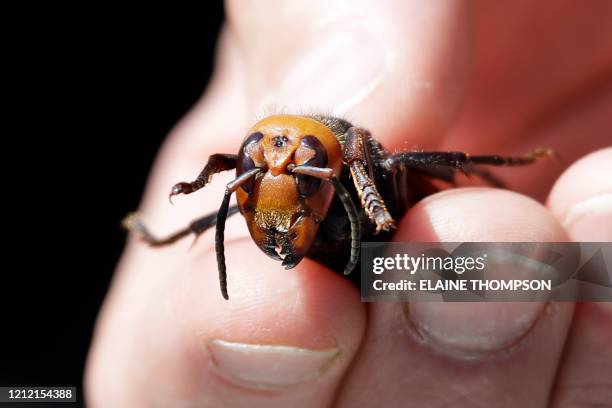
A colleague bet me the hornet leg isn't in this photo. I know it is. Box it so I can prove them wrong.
[123,206,240,246]
[384,148,554,174]
[344,127,396,233]
[169,153,238,202]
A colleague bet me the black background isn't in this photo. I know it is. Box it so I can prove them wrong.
[1,4,225,405]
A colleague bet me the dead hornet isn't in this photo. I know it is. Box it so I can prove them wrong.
[124,114,553,299]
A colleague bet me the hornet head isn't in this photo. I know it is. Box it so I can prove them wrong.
[234,114,344,268]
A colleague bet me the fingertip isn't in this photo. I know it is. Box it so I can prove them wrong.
[153,238,365,403]
[547,147,612,219]
[547,148,612,241]
[391,187,569,357]
[183,239,365,348]
[338,186,575,407]
[396,187,568,242]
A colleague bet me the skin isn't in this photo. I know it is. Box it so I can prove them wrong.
[86,1,612,406]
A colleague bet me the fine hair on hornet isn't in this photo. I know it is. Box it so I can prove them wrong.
[124,114,553,299]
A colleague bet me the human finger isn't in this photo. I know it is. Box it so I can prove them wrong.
[336,188,574,407]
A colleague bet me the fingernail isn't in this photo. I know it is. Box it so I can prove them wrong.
[258,28,387,114]
[208,339,339,388]
[563,194,612,241]
[407,302,546,358]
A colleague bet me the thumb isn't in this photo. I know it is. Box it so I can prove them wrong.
[86,1,474,406]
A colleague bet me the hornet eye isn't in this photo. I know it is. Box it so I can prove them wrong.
[237,132,263,194]
[296,135,328,197]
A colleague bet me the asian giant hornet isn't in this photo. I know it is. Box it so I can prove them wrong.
[124,114,553,299]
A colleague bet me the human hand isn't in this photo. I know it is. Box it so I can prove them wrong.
[86,1,612,406]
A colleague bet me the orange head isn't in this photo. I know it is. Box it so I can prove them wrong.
[234,115,343,268]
